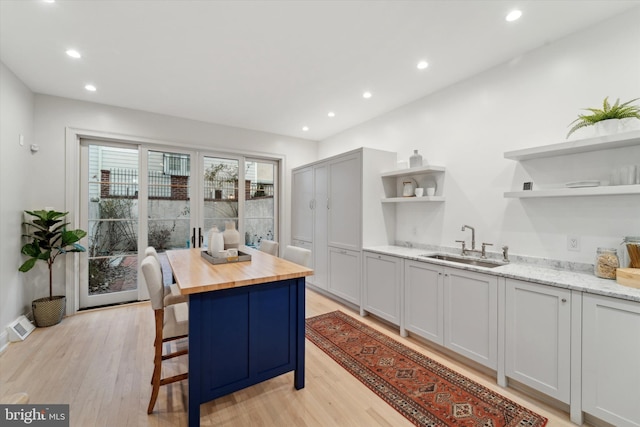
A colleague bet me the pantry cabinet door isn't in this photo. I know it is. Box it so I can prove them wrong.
[327,154,361,250]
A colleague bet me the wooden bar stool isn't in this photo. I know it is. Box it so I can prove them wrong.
[141,256,189,414]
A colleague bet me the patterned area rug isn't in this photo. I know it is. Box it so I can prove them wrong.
[306,311,548,427]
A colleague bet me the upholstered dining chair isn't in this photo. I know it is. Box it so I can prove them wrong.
[282,245,312,268]
[141,256,189,414]
[145,247,188,306]
[259,239,279,256]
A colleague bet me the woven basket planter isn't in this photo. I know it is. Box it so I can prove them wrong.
[32,296,66,327]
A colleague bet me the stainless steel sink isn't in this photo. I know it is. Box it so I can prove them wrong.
[419,254,505,268]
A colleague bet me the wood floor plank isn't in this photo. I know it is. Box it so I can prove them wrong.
[0,289,585,426]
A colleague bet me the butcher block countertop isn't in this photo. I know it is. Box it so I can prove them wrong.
[166,246,313,295]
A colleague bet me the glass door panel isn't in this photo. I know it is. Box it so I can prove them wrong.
[202,156,239,247]
[244,159,277,248]
[147,150,192,284]
[83,144,139,307]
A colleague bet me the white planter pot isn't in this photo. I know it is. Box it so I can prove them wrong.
[594,119,620,136]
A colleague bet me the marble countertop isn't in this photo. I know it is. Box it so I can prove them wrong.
[364,245,640,303]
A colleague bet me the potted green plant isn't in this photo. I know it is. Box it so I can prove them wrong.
[566,96,640,139]
[19,210,87,327]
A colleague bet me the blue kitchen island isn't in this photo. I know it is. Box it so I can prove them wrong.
[166,246,313,427]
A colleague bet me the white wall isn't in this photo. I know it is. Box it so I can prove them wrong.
[319,9,640,264]
[0,62,35,349]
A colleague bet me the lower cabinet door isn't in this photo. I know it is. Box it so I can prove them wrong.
[582,294,640,427]
[363,252,402,325]
[404,260,444,345]
[505,279,571,403]
[444,268,498,369]
[327,246,361,305]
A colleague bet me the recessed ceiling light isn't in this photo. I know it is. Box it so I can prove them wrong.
[302,126,309,132]
[85,84,97,92]
[417,61,429,70]
[363,91,372,99]
[506,10,522,22]
[328,112,335,118]
[66,49,81,59]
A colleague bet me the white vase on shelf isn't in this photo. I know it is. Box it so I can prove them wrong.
[409,150,423,168]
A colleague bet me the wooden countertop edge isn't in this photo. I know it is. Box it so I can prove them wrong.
[175,269,313,295]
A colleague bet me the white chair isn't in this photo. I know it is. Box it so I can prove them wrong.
[145,247,188,306]
[141,256,189,414]
[259,240,279,256]
[282,245,312,268]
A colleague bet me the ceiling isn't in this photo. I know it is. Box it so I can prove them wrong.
[1,1,638,141]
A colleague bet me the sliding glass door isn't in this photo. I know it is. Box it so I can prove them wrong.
[79,142,278,309]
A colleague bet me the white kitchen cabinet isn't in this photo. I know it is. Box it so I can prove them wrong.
[505,279,571,403]
[328,153,361,250]
[503,130,640,198]
[402,261,497,370]
[404,260,444,345]
[582,294,640,427]
[328,247,361,305]
[363,252,403,326]
[310,164,329,289]
[444,268,498,369]
[292,148,396,304]
[291,166,313,242]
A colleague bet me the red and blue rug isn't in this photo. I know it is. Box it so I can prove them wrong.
[306,311,547,427]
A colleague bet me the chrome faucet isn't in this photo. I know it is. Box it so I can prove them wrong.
[461,225,475,250]
[458,225,494,259]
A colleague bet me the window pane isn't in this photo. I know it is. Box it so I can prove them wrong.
[148,150,191,250]
[203,156,239,241]
[245,160,276,247]
[87,144,139,296]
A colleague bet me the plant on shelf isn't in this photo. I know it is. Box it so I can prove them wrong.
[19,210,86,327]
[566,96,640,138]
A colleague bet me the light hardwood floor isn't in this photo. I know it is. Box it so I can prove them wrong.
[0,288,586,426]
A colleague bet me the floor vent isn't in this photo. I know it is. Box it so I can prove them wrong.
[7,315,35,342]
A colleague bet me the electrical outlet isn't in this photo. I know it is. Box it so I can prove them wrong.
[567,235,580,252]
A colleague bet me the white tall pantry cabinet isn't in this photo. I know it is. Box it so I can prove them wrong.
[291,148,396,304]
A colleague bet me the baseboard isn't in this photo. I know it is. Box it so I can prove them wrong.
[305,284,360,312]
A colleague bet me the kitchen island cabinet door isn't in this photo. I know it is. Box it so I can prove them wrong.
[404,260,444,345]
[363,252,402,326]
[327,247,361,306]
[505,279,571,403]
[582,294,640,427]
[444,268,498,369]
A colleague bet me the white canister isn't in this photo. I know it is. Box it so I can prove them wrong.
[208,226,225,257]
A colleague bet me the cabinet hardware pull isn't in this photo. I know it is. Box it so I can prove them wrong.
[561,298,567,303]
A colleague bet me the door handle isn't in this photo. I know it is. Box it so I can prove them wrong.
[191,227,196,248]
[198,227,203,247]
